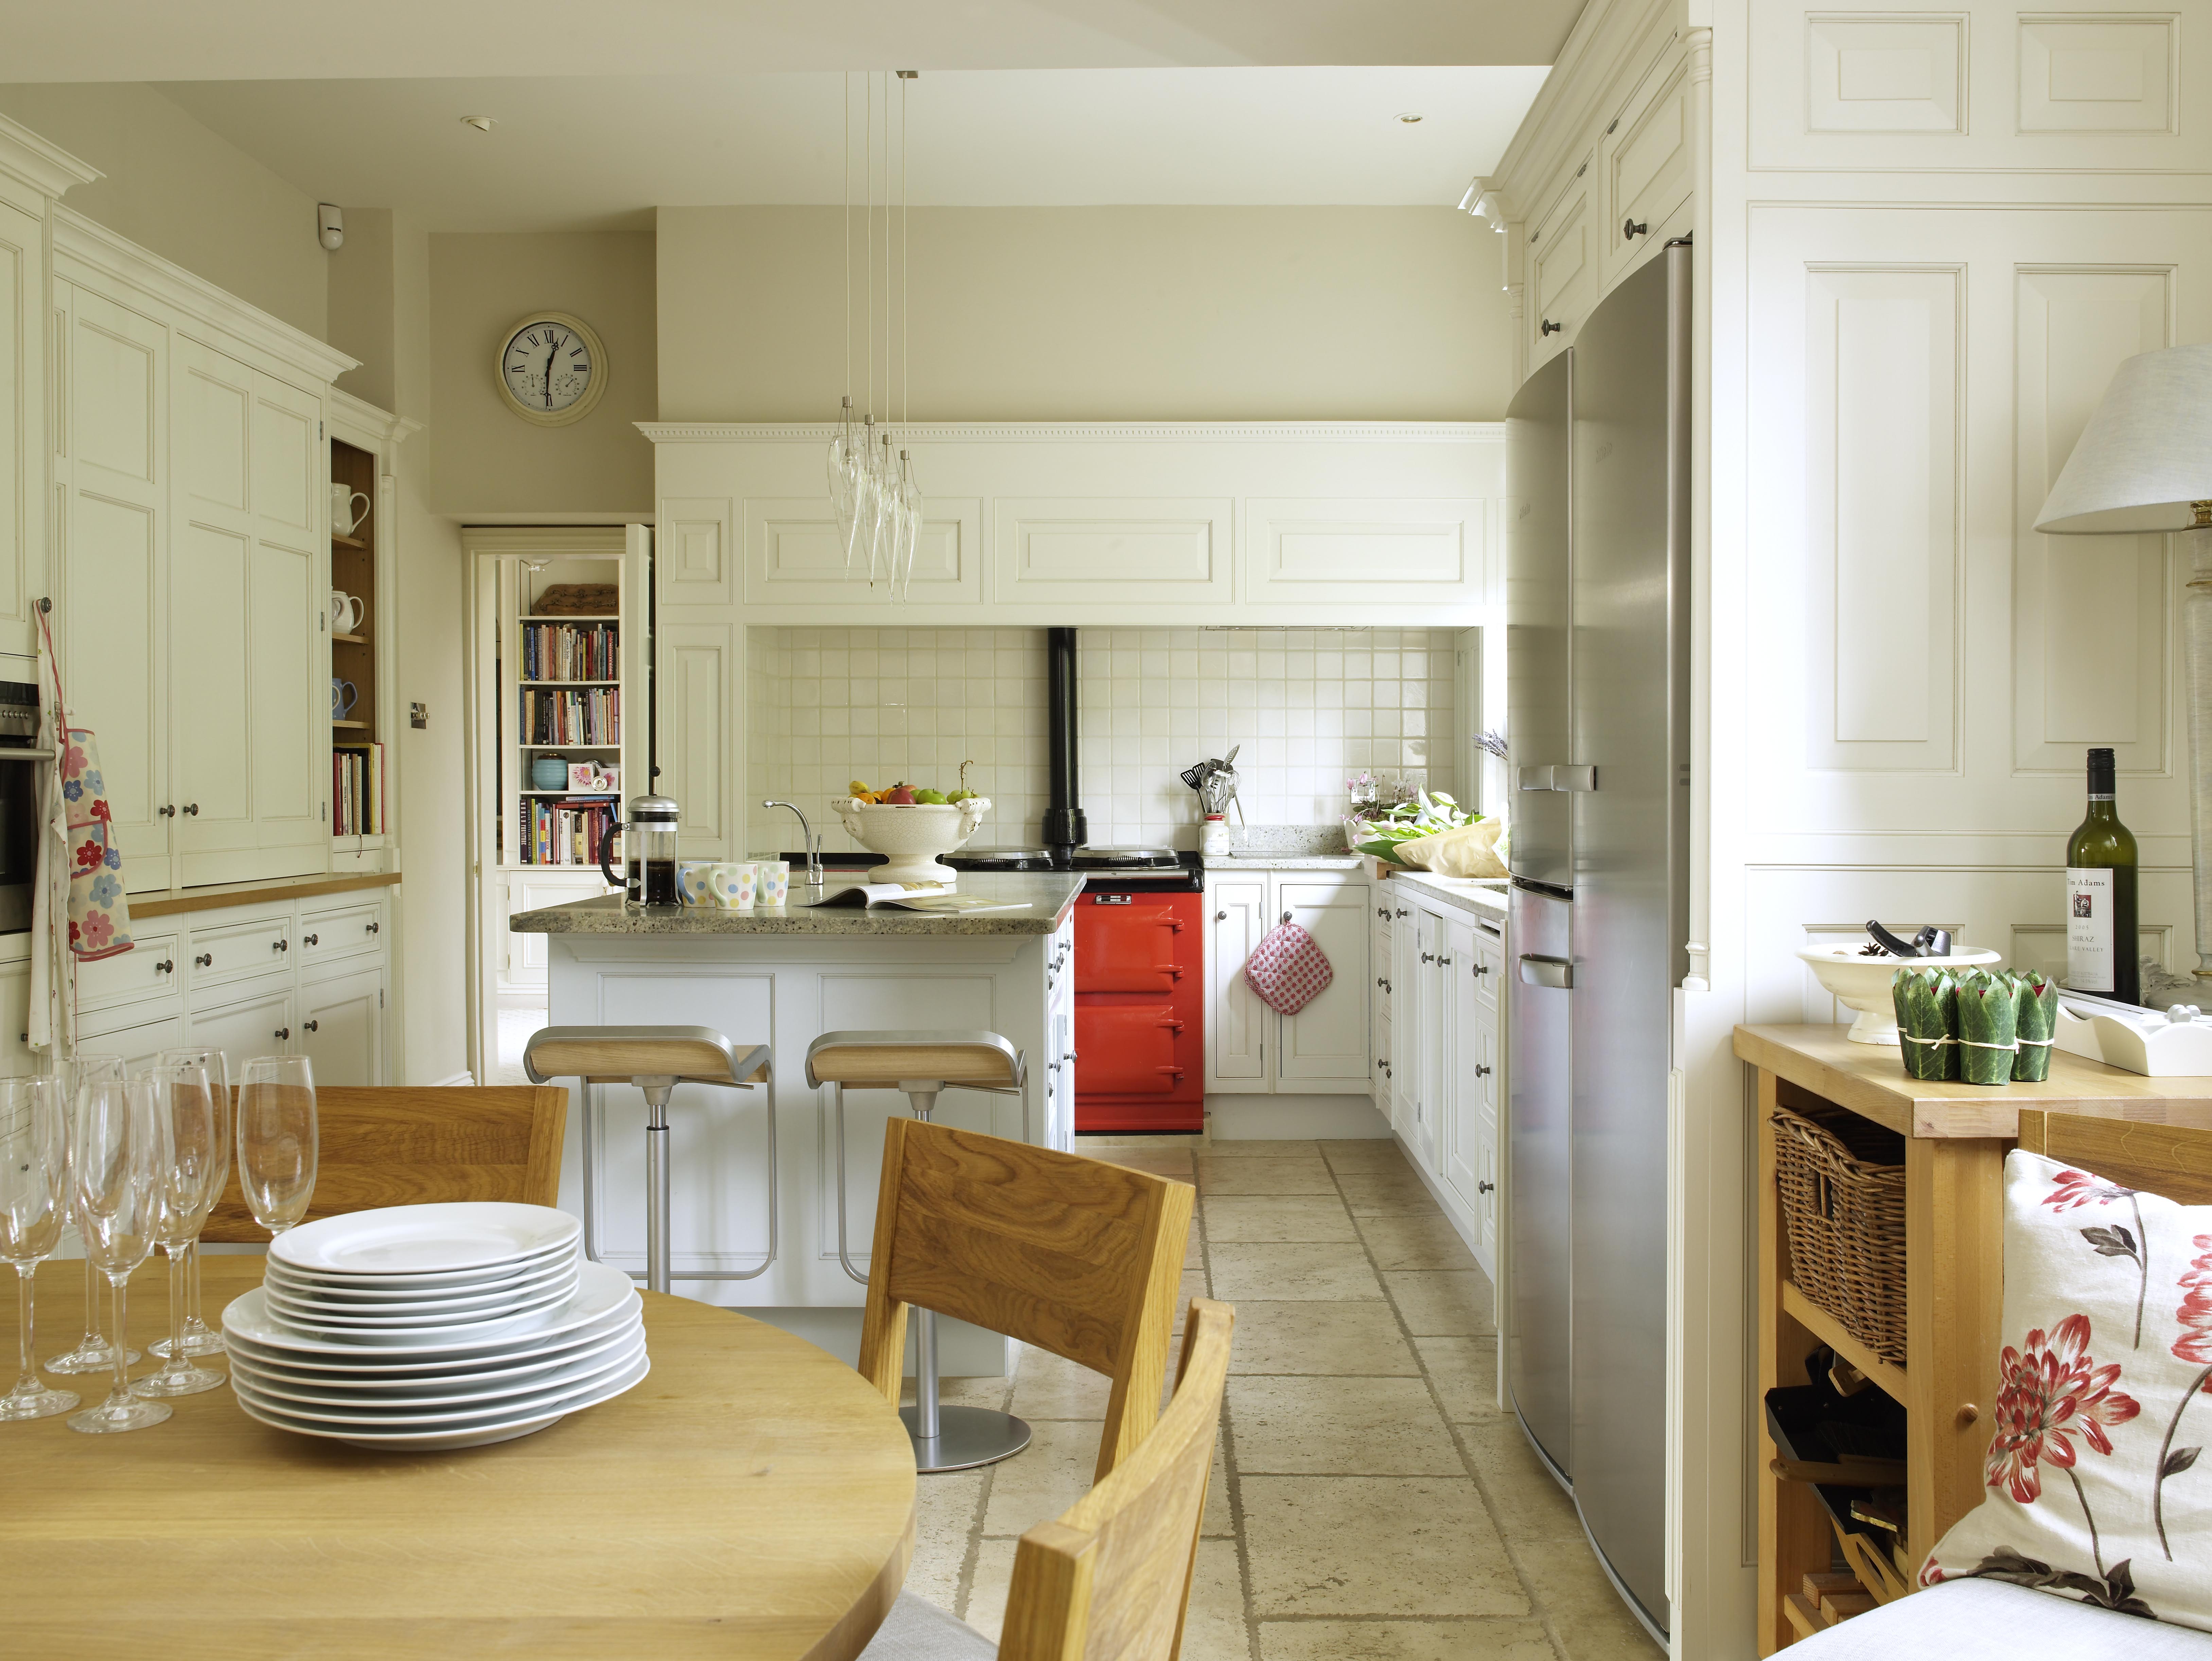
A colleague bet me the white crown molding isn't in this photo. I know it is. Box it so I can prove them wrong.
[52,205,357,387]
[1488,0,1681,215]
[460,525,633,553]
[636,420,1504,446]
[328,387,422,448]
[0,113,99,198]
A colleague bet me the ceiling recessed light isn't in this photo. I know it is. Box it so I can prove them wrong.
[461,116,494,132]
[1398,112,1424,124]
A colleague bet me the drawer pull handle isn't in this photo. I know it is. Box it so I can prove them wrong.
[194,953,212,968]
[303,1020,319,1033]
[367,923,380,935]
[154,959,173,975]
[274,1027,290,1041]
[1438,956,1453,967]
[1421,952,1435,964]
[181,803,198,816]
[1472,963,1491,978]
[273,938,289,952]
[158,804,175,818]
[303,933,318,945]
[1475,1064,1492,1077]
[1394,908,1408,919]
[1541,319,1563,336]
[1478,1181,1495,1195]
[1623,217,1648,240]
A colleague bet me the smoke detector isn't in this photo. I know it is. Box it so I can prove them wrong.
[317,203,343,251]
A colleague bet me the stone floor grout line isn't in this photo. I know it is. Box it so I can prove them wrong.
[1320,1138,1574,1661]
[1198,1184,1268,1661]
[947,1362,1014,1625]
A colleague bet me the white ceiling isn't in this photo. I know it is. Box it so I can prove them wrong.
[153,68,1550,230]
[0,0,1581,80]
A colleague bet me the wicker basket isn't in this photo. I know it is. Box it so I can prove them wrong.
[1772,1104,1909,1367]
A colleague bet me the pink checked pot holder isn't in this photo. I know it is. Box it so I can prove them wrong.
[1243,921,1334,1016]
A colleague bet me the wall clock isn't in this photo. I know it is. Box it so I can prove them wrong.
[495,312,608,427]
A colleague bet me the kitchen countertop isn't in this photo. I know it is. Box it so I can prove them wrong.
[1387,872,1509,918]
[508,872,1084,937]
[1201,853,1365,871]
[131,870,400,920]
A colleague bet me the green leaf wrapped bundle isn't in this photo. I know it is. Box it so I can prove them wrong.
[1954,968,2019,1086]
[2011,970,2058,1082]
[1892,966,1957,1081]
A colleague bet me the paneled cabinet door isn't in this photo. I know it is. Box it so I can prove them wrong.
[1528,158,1595,368]
[507,873,612,985]
[186,981,299,1080]
[299,966,382,1086]
[0,963,28,1077]
[1597,41,1691,291]
[1275,878,1371,1088]
[1205,878,1268,1089]
[0,197,44,660]
[59,281,171,891]
[1442,918,1482,1206]
[1411,909,1448,1172]
[1390,897,1420,1134]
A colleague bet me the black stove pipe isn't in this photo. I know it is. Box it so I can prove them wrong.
[1042,626,1087,861]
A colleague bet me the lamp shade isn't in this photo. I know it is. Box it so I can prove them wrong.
[2035,343,2212,534]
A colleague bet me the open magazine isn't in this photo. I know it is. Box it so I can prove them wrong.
[804,881,1032,914]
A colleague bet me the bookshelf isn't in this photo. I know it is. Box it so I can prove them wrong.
[329,437,384,843]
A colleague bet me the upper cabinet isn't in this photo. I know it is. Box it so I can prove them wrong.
[50,207,355,892]
[1527,158,1594,368]
[1597,40,1692,291]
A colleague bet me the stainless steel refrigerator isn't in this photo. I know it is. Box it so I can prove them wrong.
[1504,242,1689,1642]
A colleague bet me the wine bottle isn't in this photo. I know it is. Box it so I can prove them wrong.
[2066,746,2139,1004]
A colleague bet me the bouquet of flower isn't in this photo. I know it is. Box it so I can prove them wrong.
[1350,790,1482,867]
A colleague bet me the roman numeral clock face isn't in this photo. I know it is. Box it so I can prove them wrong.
[496,314,607,426]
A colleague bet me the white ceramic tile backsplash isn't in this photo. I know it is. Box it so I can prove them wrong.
[747,627,1458,854]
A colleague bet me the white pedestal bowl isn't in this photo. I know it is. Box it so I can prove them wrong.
[1795,944,2003,1044]
[831,797,992,884]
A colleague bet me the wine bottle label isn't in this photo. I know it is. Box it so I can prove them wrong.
[2067,867,2117,992]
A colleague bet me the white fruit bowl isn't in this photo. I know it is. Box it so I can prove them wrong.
[1796,944,2002,1045]
[831,797,992,884]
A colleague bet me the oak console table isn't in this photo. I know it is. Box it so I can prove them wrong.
[1734,1024,2212,1654]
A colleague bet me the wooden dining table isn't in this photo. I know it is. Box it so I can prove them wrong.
[1,1255,917,1659]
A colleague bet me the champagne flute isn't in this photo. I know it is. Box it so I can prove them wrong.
[45,1054,139,1376]
[68,1076,171,1434]
[132,1063,226,1398]
[0,1078,77,1421]
[236,1056,316,1239]
[150,1047,230,1359]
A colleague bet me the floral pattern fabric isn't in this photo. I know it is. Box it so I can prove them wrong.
[60,727,131,962]
[1922,1150,2212,1630]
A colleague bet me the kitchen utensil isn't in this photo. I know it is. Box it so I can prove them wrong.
[598,793,681,907]
[330,679,358,719]
[330,484,370,538]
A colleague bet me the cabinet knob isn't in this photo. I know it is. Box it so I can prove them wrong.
[1438,956,1453,967]
[1394,908,1408,919]
[158,804,175,818]
[1472,963,1490,977]
[1475,1065,1492,1077]
[303,934,318,945]
[1281,910,1292,924]
[1421,952,1435,964]
[194,953,213,968]
[303,1020,319,1033]
[1541,319,1563,336]
[1623,217,1649,241]
[367,922,380,935]
[182,803,199,816]
[1377,976,1386,988]
[273,938,288,952]
[154,959,173,975]
[1383,979,1391,993]
[1478,1181,1495,1194]
[274,1027,290,1040]
[1216,910,1227,921]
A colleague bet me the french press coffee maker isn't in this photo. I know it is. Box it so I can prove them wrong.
[598,793,681,908]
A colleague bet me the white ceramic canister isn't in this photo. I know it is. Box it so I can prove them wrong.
[1200,815,1231,857]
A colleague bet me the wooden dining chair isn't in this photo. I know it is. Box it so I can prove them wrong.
[858,1118,1195,1483]
[861,1298,1236,1661]
[2016,1109,2212,1201]
[202,1085,567,1242]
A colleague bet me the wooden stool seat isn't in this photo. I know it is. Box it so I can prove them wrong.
[806,1030,1023,1092]
[524,1024,775,1297]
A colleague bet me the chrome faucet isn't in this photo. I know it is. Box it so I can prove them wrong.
[763,800,825,888]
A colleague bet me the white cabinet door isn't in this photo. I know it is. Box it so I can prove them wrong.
[1205,877,1268,1089]
[187,980,298,1079]
[1597,41,1692,291]
[1528,157,1595,366]
[0,962,29,1077]
[0,196,45,660]
[244,369,326,869]
[506,872,613,987]
[60,282,171,891]
[1441,917,1480,1206]
[1275,877,1372,1088]
[300,966,382,1086]
[1371,901,1394,1097]
[1412,909,1449,1174]
[1389,895,1420,1134]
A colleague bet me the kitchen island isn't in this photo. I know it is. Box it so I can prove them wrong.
[509,872,1081,1371]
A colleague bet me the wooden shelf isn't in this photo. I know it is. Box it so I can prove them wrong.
[520,679,618,687]
[520,790,619,799]
[521,741,617,749]
[332,718,369,730]
[332,532,366,550]
[521,613,619,622]
[1780,1281,1909,1403]
[332,632,368,646]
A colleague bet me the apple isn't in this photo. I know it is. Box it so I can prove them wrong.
[881,783,916,805]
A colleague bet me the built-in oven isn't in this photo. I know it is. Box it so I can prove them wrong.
[0,680,45,934]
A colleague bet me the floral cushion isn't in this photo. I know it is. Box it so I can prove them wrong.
[1921,1149,2212,1631]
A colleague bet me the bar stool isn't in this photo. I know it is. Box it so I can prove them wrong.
[809,1028,1030,1473]
[524,1025,774,1295]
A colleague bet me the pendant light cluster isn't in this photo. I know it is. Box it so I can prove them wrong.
[829,70,922,597]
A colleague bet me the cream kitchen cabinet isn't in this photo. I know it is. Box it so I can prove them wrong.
[1202,869,1370,1095]
[299,965,384,1086]
[1527,157,1594,369]
[1040,912,1076,1151]
[1596,39,1692,292]
[52,208,353,895]
[502,870,616,995]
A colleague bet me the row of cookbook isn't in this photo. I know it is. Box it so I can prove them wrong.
[334,744,384,836]
[520,799,617,867]
[520,687,620,747]
[520,621,618,684]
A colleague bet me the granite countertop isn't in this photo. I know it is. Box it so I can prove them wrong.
[1202,853,1366,870]
[1389,872,1509,918]
[507,872,1085,936]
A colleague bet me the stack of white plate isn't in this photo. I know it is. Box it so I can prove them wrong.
[222,1202,646,1449]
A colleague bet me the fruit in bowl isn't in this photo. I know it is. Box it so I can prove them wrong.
[832,792,993,884]
[1795,941,2001,1045]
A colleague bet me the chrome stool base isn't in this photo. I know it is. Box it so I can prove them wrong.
[903,1404,1033,1473]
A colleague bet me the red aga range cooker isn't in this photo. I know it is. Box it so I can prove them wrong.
[946,846,1205,1134]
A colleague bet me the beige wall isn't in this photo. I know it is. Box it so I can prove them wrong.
[0,83,328,340]
[658,205,1513,423]
[428,232,657,518]
[328,206,397,412]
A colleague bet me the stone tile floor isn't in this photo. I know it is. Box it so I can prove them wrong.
[905,1136,1665,1660]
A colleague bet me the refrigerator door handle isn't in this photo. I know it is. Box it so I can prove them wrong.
[1518,954,1575,990]
[1517,765,1558,792]
[1554,765,1597,792]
